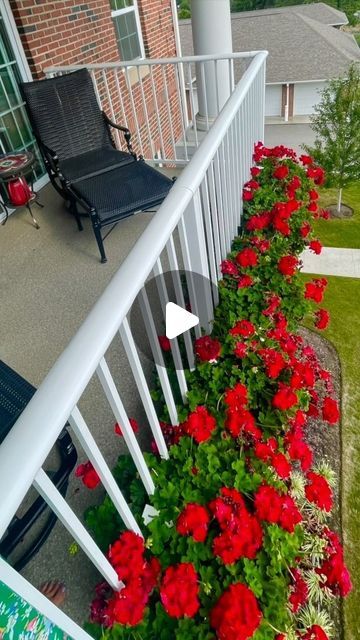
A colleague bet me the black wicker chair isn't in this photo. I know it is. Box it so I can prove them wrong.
[0,360,77,571]
[21,69,174,262]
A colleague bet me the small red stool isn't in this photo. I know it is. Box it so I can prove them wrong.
[0,151,43,228]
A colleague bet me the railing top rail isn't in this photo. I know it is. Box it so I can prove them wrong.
[44,50,268,74]
[0,50,267,538]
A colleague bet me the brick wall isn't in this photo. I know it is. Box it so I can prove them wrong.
[10,0,183,160]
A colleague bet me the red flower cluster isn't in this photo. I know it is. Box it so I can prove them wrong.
[209,487,263,563]
[176,503,210,542]
[316,528,352,597]
[305,472,333,512]
[229,319,255,338]
[272,383,298,411]
[106,532,161,626]
[195,335,221,362]
[273,165,289,180]
[315,308,330,330]
[114,417,139,437]
[236,247,258,268]
[160,563,199,618]
[183,406,216,443]
[210,583,262,640]
[258,347,287,378]
[75,461,100,489]
[255,439,292,479]
[289,568,308,612]
[221,259,238,276]
[278,255,299,276]
[224,383,261,440]
[254,485,302,532]
[309,239,323,255]
[302,626,329,640]
[158,335,171,352]
[304,278,327,303]
[322,396,340,424]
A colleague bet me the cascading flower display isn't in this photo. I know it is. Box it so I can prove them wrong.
[85,143,350,640]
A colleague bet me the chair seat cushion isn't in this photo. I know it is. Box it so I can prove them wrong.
[0,361,35,443]
[60,147,136,183]
[71,160,173,222]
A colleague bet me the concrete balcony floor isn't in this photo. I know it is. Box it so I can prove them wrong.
[0,172,180,626]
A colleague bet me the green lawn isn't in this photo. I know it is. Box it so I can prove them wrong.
[313,183,360,249]
[302,275,360,640]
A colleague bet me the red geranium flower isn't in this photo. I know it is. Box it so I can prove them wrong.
[279,495,302,532]
[224,382,248,409]
[229,319,255,338]
[243,188,253,201]
[304,278,327,303]
[305,472,333,512]
[258,347,287,378]
[322,397,340,424]
[278,255,298,276]
[289,568,308,612]
[309,189,319,200]
[225,407,261,440]
[272,452,292,479]
[213,512,263,563]
[114,418,139,437]
[234,341,248,358]
[238,274,254,288]
[273,165,289,179]
[195,335,221,362]
[244,179,260,190]
[183,406,216,443]
[221,259,238,276]
[307,166,325,185]
[210,583,262,640]
[300,222,312,237]
[262,293,281,316]
[308,201,318,214]
[250,166,261,177]
[254,485,283,523]
[272,384,298,411]
[303,626,329,640]
[105,583,146,627]
[286,432,313,471]
[300,154,313,165]
[309,239,322,255]
[75,461,100,489]
[160,563,199,618]
[246,212,272,231]
[235,247,258,268]
[315,308,330,330]
[176,503,210,542]
[158,335,171,352]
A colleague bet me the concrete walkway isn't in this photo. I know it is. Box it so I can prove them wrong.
[301,247,360,278]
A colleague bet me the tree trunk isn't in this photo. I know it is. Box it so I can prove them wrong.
[337,188,343,214]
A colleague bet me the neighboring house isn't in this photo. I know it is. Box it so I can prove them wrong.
[0,0,181,188]
[179,2,360,120]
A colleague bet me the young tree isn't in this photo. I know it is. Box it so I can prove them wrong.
[305,64,360,213]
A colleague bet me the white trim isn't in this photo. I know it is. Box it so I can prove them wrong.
[111,0,145,60]
[266,79,327,86]
[1,0,32,81]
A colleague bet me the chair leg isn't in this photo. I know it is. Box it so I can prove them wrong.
[70,199,83,231]
[91,212,107,263]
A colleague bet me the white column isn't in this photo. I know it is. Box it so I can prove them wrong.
[191,0,233,130]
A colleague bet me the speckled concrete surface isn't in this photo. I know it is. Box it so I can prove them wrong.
[0,175,178,625]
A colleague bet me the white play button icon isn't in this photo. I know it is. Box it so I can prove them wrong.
[165,302,199,340]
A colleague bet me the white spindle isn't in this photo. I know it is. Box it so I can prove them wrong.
[33,469,122,590]
[96,358,155,494]
[69,406,143,534]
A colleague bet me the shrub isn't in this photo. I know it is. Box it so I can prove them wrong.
[81,143,350,640]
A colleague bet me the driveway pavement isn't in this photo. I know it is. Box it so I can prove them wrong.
[264,123,316,156]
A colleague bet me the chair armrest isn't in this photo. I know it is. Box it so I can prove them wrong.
[102,112,136,158]
[38,140,60,174]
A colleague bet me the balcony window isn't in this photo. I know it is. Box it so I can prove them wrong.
[110,0,144,61]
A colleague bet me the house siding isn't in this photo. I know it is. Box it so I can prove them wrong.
[9,0,182,159]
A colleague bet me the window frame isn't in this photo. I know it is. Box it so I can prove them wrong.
[111,1,145,62]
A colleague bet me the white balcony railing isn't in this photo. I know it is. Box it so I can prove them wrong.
[44,52,266,167]
[0,50,267,639]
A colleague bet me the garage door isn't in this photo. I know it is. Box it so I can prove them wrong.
[294,82,326,115]
[265,85,282,117]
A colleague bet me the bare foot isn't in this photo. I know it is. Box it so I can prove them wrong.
[39,581,66,607]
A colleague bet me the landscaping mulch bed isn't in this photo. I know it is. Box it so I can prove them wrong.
[300,327,343,638]
[327,204,353,219]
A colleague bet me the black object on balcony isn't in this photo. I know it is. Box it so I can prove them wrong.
[0,360,77,571]
[20,69,173,262]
